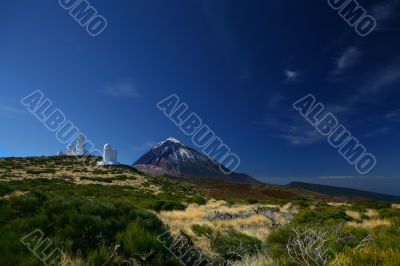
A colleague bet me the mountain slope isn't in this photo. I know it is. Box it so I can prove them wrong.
[287,181,400,202]
[133,137,260,184]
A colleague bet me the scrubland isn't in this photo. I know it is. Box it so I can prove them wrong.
[0,157,399,265]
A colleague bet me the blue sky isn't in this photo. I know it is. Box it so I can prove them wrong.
[1,0,400,194]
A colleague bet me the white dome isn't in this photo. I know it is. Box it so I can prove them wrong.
[104,144,112,150]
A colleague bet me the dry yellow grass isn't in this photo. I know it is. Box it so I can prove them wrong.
[365,209,378,218]
[231,253,273,266]
[1,190,29,200]
[60,252,82,266]
[392,204,400,209]
[159,200,291,238]
[158,199,293,258]
[280,202,294,212]
[346,210,362,220]
[2,161,161,193]
[327,202,350,207]
[330,247,400,266]
[347,219,391,229]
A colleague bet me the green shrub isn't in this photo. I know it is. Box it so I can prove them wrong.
[247,199,259,204]
[291,197,313,208]
[191,224,213,238]
[227,198,240,205]
[332,247,400,266]
[26,169,56,175]
[293,207,351,226]
[0,183,181,265]
[351,200,391,212]
[80,177,113,183]
[0,183,13,196]
[85,245,124,265]
[211,228,262,261]
[186,195,207,205]
[267,225,371,265]
[113,175,135,181]
[261,198,288,206]
[370,222,400,251]
[266,226,295,264]
[91,169,108,175]
[378,208,400,219]
[117,222,163,264]
[151,200,185,212]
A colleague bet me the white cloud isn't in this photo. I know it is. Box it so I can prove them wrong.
[363,127,392,138]
[371,0,400,30]
[284,70,300,83]
[104,83,139,98]
[278,129,323,145]
[385,109,400,122]
[318,176,359,180]
[345,63,400,105]
[331,46,361,76]
[0,105,28,118]
[0,105,26,113]
[267,94,284,109]
[363,67,400,95]
[264,114,324,145]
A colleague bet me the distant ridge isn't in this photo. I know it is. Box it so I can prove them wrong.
[287,181,400,202]
[133,137,260,184]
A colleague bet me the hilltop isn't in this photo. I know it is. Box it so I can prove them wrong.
[287,181,400,203]
[0,156,340,203]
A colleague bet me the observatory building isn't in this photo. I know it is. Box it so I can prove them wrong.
[97,144,120,166]
[62,134,87,156]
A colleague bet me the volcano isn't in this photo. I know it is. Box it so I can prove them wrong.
[133,137,260,184]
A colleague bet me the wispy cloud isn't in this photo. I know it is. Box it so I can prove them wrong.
[284,69,300,83]
[0,105,28,118]
[363,127,393,138]
[331,46,361,76]
[264,114,324,145]
[318,176,360,180]
[0,105,26,113]
[267,94,284,109]
[104,83,139,98]
[385,109,400,122]
[371,0,400,30]
[278,129,323,145]
[346,62,400,105]
[362,67,400,95]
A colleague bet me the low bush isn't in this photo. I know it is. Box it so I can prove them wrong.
[211,228,263,261]
[291,197,313,208]
[117,222,163,264]
[293,206,351,226]
[351,200,391,212]
[191,224,213,238]
[0,183,13,197]
[378,208,400,219]
[151,200,185,212]
[331,247,400,266]
[0,180,186,265]
[247,198,259,204]
[267,225,371,266]
[187,195,207,205]
[80,176,113,183]
[26,169,56,175]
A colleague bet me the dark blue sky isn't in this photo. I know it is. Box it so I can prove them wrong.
[1,0,400,194]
